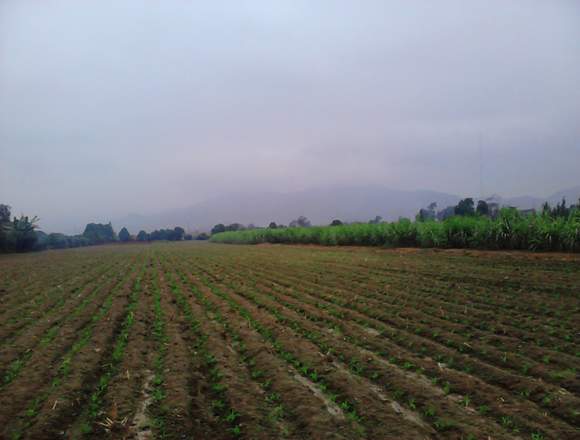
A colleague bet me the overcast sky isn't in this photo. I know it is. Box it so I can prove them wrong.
[1,0,579,232]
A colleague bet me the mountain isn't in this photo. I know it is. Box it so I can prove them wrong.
[502,195,544,210]
[113,185,460,232]
[493,186,580,210]
[547,185,580,206]
[113,185,580,233]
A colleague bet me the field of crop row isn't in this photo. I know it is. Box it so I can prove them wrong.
[210,211,580,252]
[0,242,578,439]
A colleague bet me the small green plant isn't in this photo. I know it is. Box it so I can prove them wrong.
[460,395,471,408]
[477,405,490,415]
[424,406,436,418]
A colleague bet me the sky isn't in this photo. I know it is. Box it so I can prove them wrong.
[1,0,579,232]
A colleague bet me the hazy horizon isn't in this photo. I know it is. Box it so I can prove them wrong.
[2,1,579,233]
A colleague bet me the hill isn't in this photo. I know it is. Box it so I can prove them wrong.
[114,186,460,232]
[114,185,580,232]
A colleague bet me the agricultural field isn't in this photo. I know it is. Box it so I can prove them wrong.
[0,242,579,440]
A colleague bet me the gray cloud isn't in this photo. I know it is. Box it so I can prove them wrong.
[1,0,579,232]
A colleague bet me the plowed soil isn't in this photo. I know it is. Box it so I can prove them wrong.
[1,242,578,440]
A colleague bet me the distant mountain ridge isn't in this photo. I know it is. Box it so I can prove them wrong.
[113,185,580,233]
[492,185,580,210]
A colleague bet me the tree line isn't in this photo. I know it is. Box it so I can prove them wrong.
[417,197,579,222]
[3,196,579,253]
[0,203,206,253]
[210,216,313,236]
[0,205,39,252]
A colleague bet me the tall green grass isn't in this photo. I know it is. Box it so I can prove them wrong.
[210,209,580,252]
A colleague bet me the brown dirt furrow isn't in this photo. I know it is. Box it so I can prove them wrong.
[0,259,130,375]
[237,261,580,401]
[0,262,140,439]
[298,264,576,345]
[238,258,579,367]
[174,265,368,440]
[236,254,579,342]
[194,263,523,440]
[304,256,577,333]
[56,262,155,439]
[0,251,110,318]
[180,264,438,440]
[219,261,580,435]
[18,265,142,440]
[155,261,217,439]
[1,241,578,440]
[86,263,156,439]
[0,258,121,352]
[266,246,579,300]
[163,264,296,439]
[0,253,76,304]
[0,269,129,426]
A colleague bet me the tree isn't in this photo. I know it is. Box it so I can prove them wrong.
[368,215,383,225]
[330,219,343,226]
[35,231,49,250]
[118,227,131,242]
[268,222,278,229]
[454,198,475,216]
[184,233,193,240]
[541,202,551,217]
[225,223,244,232]
[69,235,90,247]
[416,202,438,222]
[289,216,311,228]
[11,215,39,252]
[137,230,149,241]
[149,229,163,241]
[0,204,11,251]
[436,206,456,221]
[552,198,570,218]
[47,232,69,249]
[476,200,489,216]
[83,222,116,244]
[416,209,430,222]
[172,226,185,241]
[0,204,10,224]
[196,232,210,240]
[211,224,226,235]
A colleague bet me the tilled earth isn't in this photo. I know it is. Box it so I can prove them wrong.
[0,242,579,439]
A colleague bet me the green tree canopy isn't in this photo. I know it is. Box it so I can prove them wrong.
[0,204,11,251]
[118,227,131,242]
[476,200,490,216]
[10,215,39,252]
[83,222,116,244]
[211,224,226,235]
[289,216,311,228]
[454,198,475,216]
[172,226,185,240]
